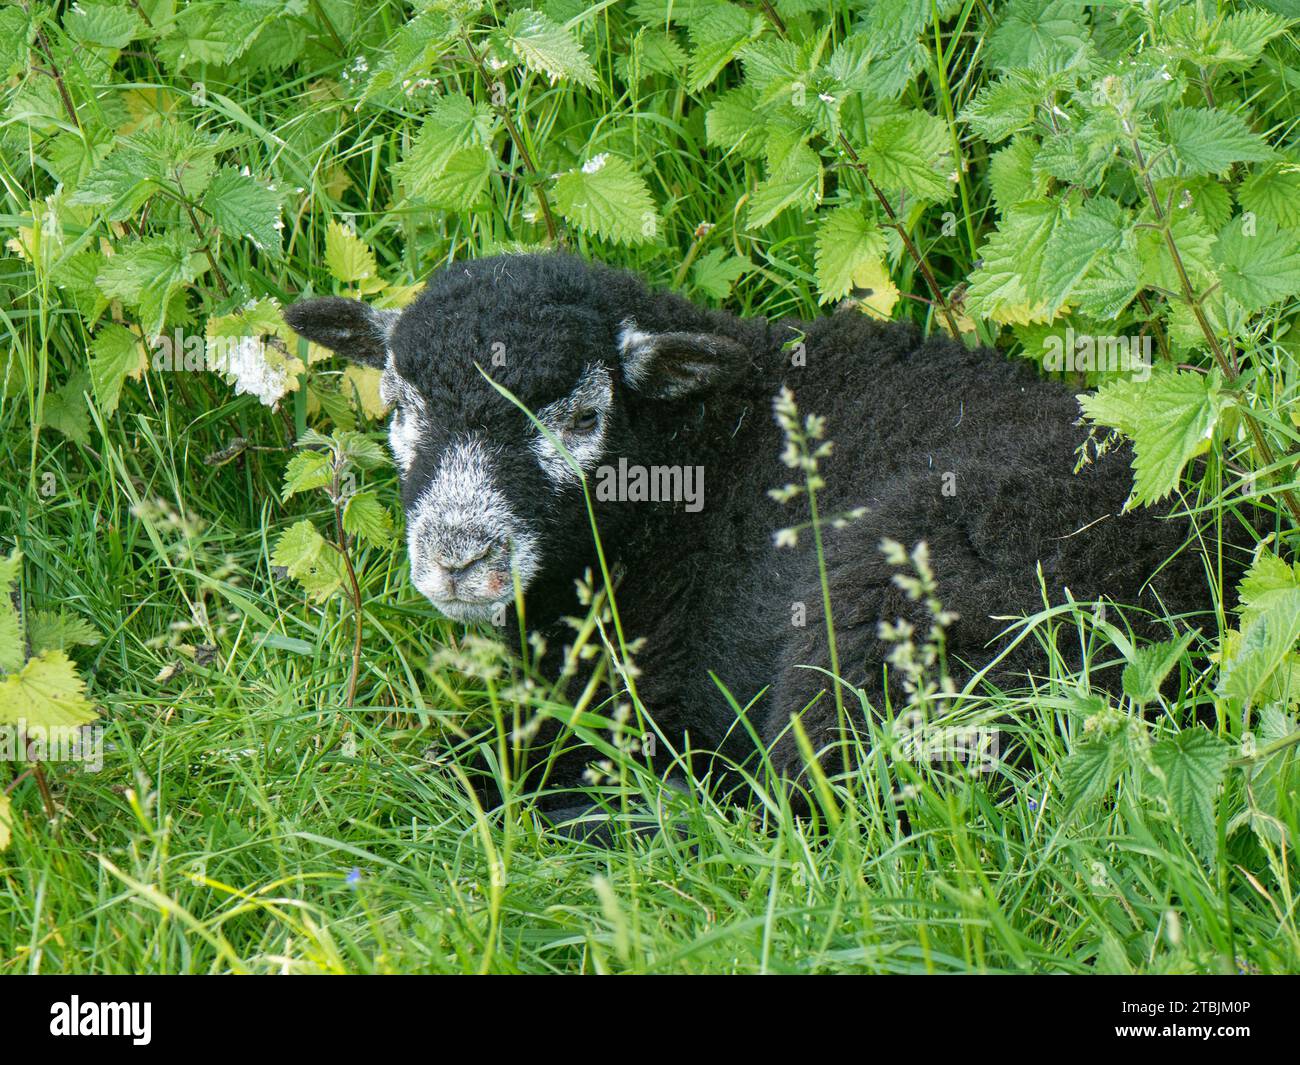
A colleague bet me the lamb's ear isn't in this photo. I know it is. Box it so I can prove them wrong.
[282,297,399,368]
[618,320,748,399]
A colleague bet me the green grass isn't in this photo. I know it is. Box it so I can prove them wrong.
[1,0,1298,974]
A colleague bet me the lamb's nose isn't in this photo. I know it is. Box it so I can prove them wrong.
[433,542,496,576]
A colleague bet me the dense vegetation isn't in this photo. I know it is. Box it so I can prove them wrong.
[1,0,1298,973]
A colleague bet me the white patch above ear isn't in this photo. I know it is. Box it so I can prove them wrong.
[618,318,657,390]
[531,363,613,485]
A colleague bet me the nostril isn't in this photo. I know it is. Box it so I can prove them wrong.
[433,542,498,575]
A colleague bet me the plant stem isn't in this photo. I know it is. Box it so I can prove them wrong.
[461,31,562,245]
[332,474,363,707]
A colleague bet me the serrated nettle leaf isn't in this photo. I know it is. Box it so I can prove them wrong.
[1160,5,1291,72]
[1122,630,1198,707]
[202,166,283,256]
[281,450,334,501]
[0,6,34,80]
[1039,197,1132,316]
[89,323,148,418]
[271,520,344,602]
[26,611,100,655]
[987,137,1049,211]
[1214,216,1300,314]
[1150,728,1229,858]
[747,141,822,228]
[1236,551,1300,628]
[1136,208,1218,294]
[331,431,388,471]
[861,111,954,203]
[1078,368,1229,507]
[394,93,498,200]
[411,146,494,212]
[685,1,763,92]
[41,372,92,447]
[704,85,767,159]
[690,249,751,300]
[1219,583,1300,709]
[1063,732,1123,813]
[1237,163,1300,233]
[552,154,658,245]
[325,221,379,286]
[503,8,597,86]
[343,491,395,546]
[0,650,98,729]
[64,1,143,50]
[962,73,1047,144]
[0,549,22,675]
[96,233,207,339]
[965,198,1067,324]
[814,207,888,304]
[1156,107,1274,179]
[986,0,1090,68]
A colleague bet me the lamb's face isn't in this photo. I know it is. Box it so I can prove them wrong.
[284,252,748,624]
[379,342,620,623]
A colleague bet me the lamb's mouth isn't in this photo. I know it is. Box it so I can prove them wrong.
[428,592,511,624]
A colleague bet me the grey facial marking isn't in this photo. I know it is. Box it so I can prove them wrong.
[381,354,428,475]
[406,434,540,621]
[531,363,613,486]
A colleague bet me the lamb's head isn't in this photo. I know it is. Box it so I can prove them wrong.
[284,252,749,623]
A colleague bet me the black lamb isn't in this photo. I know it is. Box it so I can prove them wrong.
[284,251,1238,807]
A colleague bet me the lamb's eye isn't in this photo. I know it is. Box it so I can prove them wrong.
[570,409,599,433]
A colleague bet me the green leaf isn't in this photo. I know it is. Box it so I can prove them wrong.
[271,520,344,601]
[1078,368,1229,507]
[324,222,378,286]
[0,550,22,674]
[814,208,888,304]
[690,249,751,300]
[42,371,92,446]
[1151,728,1229,858]
[26,611,100,655]
[89,324,146,418]
[1214,216,1300,313]
[0,650,98,729]
[0,6,33,79]
[1219,582,1300,708]
[65,2,143,49]
[332,431,389,470]
[986,0,1089,68]
[394,94,497,202]
[553,155,658,245]
[281,450,333,501]
[96,233,206,338]
[202,167,283,256]
[704,85,767,159]
[416,146,494,212]
[685,1,761,91]
[1121,630,1197,707]
[1161,107,1274,178]
[1236,163,1300,233]
[861,111,953,202]
[343,491,394,546]
[1063,733,1123,813]
[502,8,598,87]
[965,199,1065,323]
[747,142,822,228]
[1039,197,1132,317]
